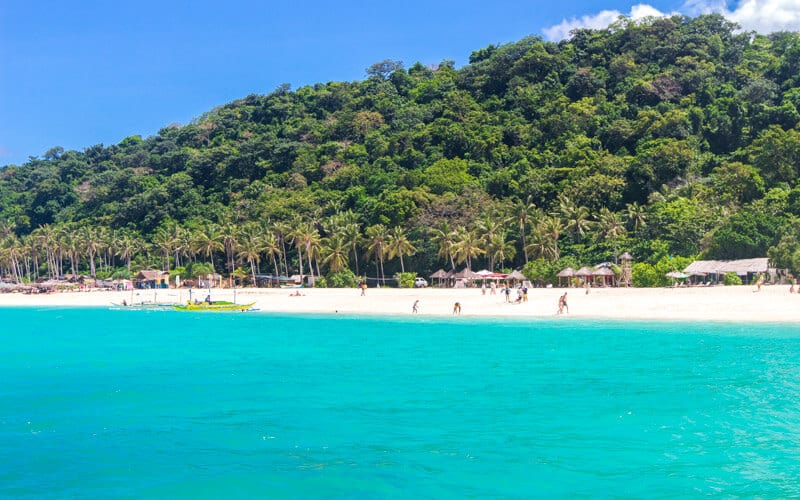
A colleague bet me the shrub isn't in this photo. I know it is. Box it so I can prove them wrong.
[325,269,357,288]
[395,272,416,288]
[723,272,742,286]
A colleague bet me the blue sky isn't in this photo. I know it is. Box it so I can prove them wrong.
[1,0,797,167]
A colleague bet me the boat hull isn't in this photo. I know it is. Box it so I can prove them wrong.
[173,301,255,312]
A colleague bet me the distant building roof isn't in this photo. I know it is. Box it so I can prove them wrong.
[136,270,170,280]
[683,258,769,276]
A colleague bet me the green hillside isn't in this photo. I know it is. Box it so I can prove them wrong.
[3,14,800,287]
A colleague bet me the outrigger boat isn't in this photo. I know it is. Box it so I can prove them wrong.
[173,300,255,312]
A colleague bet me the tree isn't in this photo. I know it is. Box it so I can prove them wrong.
[453,226,485,271]
[365,224,389,285]
[595,208,626,262]
[321,233,350,273]
[387,226,416,273]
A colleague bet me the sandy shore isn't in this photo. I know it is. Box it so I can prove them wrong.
[1,284,798,323]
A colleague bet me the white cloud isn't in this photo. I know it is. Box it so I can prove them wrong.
[542,4,674,41]
[721,0,800,34]
[542,0,800,41]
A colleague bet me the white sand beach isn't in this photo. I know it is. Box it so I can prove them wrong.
[1,284,798,323]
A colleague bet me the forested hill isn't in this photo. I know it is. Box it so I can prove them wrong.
[3,14,800,286]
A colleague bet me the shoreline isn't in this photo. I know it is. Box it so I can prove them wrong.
[1,284,797,323]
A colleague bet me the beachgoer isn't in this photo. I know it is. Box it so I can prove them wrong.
[360,282,367,296]
[490,282,496,295]
[585,281,590,295]
[790,283,795,293]
[453,302,461,315]
[122,299,128,306]
[205,295,212,304]
[412,300,419,314]
[522,286,528,302]
[481,283,486,295]
[560,292,569,314]
[504,287,511,303]
[516,288,523,303]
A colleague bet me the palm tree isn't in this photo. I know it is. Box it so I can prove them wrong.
[116,230,143,274]
[192,223,224,271]
[513,195,537,264]
[453,226,485,271]
[321,233,350,273]
[262,230,282,281]
[365,224,389,285]
[430,221,457,271]
[76,225,100,277]
[487,232,516,270]
[236,224,264,286]
[561,197,593,244]
[387,226,417,273]
[151,226,176,272]
[626,201,647,234]
[595,207,627,262]
[339,223,362,276]
[543,215,564,261]
[477,215,509,269]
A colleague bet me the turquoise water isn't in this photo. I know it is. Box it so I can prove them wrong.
[2,308,800,498]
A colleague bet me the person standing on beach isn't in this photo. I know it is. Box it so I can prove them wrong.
[360,282,367,296]
[558,292,569,314]
[453,302,461,315]
[412,300,419,314]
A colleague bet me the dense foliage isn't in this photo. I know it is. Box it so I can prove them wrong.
[3,14,800,285]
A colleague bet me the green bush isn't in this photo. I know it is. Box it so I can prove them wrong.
[396,272,416,288]
[632,262,661,287]
[723,272,742,286]
[325,269,357,288]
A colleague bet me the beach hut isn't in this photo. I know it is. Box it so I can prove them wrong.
[557,267,576,287]
[430,269,448,287]
[506,270,526,285]
[593,267,616,287]
[452,268,478,288]
[575,266,594,287]
[683,258,770,285]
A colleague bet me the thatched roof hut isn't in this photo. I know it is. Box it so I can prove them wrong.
[683,258,770,283]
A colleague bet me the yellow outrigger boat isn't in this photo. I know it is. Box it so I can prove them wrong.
[173,300,255,312]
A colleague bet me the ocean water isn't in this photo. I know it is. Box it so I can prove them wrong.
[2,307,800,498]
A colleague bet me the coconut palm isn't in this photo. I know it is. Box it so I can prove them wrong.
[560,196,593,244]
[236,223,265,286]
[262,230,282,280]
[487,232,516,271]
[453,226,485,271]
[321,233,350,273]
[365,224,389,285]
[626,201,647,234]
[513,195,537,264]
[192,223,224,270]
[595,207,627,262]
[339,223,362,276]
[430,221,457,271]
[387,226,417,273]
[151,226,176,272]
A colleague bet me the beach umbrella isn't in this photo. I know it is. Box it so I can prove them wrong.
[665,271,689,279]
